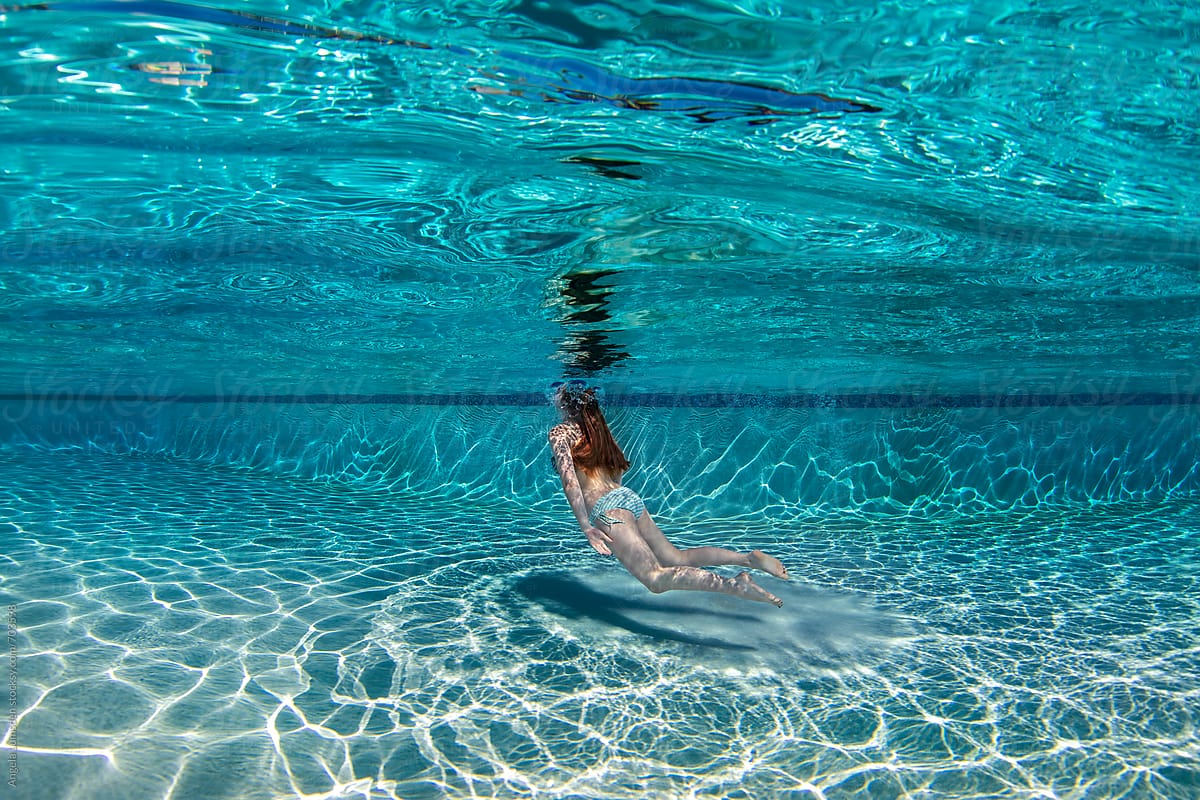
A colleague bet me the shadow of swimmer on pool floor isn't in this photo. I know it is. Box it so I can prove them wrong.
[513,570,916,669]
[513,573,759,651]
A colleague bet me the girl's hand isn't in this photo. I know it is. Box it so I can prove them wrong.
[584,526,613,556]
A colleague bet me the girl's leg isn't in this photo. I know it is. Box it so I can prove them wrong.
[599,509,782,607]
[636,513,790,580]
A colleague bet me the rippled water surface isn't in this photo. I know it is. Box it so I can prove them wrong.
[3,0,1198,394]
[3,2,1200,799]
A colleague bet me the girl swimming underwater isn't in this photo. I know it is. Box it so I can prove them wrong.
[549,383,789,607]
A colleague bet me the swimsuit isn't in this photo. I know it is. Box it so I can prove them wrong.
[588,486,646,527]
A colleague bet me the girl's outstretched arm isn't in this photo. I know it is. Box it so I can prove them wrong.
[548,423,589,529]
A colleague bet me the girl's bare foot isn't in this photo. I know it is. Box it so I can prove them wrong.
[749,550,789,580]
[734,572,783,607]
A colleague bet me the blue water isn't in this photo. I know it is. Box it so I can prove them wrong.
[3,0,1199,396]
[3,1,1200,798]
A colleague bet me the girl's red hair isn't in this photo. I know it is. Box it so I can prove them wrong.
[567,389,630,475]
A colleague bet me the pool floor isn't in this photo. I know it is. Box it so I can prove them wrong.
[1,448,1197,799]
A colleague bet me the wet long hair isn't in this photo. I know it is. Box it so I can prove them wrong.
[561,387,630,475]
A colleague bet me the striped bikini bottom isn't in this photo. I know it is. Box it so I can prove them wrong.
[588,486,646,527]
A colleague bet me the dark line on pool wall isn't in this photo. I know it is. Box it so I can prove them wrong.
[0,392,1199,408]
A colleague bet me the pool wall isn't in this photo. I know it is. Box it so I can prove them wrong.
[2,395,1196,516]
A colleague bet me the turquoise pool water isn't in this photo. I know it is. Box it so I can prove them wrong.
[3,1,1200,798]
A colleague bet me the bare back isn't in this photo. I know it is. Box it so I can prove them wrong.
[549,421,623,513]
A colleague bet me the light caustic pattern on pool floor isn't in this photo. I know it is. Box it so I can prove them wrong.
[1,449,1198,799]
